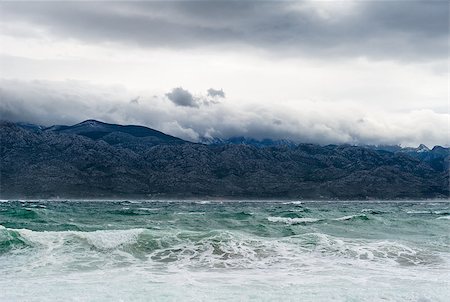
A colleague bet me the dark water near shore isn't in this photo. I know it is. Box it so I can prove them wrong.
[1,200,449,301]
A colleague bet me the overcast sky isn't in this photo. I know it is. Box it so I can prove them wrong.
[0,0,448,147]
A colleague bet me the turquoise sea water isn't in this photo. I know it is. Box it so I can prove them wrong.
[0,200,449,301]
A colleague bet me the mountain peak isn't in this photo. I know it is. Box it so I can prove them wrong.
[76,119,106,127]
[42,119,187,147]
[417,144,430,152]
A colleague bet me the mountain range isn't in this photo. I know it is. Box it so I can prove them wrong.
[1,120,448,199]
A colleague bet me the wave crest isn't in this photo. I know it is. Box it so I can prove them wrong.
[333,214,368,221]
[0,226,442,269]
[267,217,321,225]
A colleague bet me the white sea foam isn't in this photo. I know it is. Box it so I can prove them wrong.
[333,214,367,221]
[433,210,450,215]
[302,233,437,266]
[267,217,320,224]
[289,209,306,212]
[436,215,450,220]
[407,210,450,215]
[1,200,449,302]
[137,207,160,211]
[195,200,213,204]
[175,212,206,215]
[16,228,145,250]
[282,201,303,205]
[406,210,431,214]
[1,226,448,302]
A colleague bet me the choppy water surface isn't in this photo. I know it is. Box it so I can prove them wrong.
[0,200,449,301]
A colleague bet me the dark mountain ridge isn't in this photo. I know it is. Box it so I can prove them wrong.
[1,120,448,199]
[45,119,182,140]
[201,136,298,148]
[43,120,186,151]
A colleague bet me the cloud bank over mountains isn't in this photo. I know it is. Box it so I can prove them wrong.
[1,79,447,147]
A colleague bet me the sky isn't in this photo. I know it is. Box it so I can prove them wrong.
[0,0,448,147]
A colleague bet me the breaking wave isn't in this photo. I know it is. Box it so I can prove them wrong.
[267,214,370,224]
[0,225,145,253]
[1,225,442,269]
[1,200,448,301]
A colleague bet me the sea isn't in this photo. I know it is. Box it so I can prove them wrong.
[0,200,449,301]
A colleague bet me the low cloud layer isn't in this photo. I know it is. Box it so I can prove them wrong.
[0,79,447,148]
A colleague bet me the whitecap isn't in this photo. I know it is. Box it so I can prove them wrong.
[289,209,305,212]
[406,210,431,214]
[433,210,450,215]
[194,200,212,204]
[175,212,206,215]
[15,227,145,250]
[436,216,450,220]
[137,208,160,212]
[333,214,367,221]
[267,217,320,224]
[282,201,303,205]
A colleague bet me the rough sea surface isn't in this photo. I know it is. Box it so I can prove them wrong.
[0,200,449,301]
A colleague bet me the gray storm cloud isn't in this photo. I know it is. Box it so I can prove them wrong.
[207,88,225,98]
[130,96,140,105]
[0,79,448,148]
[0,1,447,61]
[166,87,199,108]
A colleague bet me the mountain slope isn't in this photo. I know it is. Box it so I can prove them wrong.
[201,136,297,148]
[1,121,448,199]
[44,119,187,151]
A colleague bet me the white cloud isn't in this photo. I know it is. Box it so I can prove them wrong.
[1,79,448,147]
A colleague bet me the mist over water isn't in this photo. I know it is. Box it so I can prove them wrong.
[1,200,449,301]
